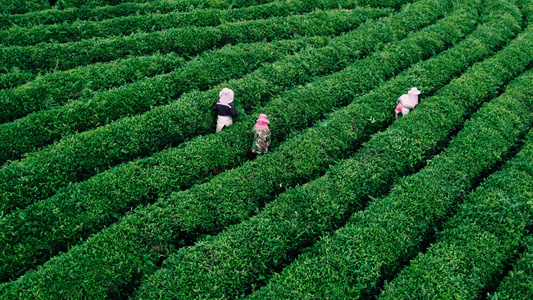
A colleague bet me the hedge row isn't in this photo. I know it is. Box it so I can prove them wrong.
[0,1,207,30]
[246,25,533,300]
[0,9,223,47]
[0,0,472,296]
[0,0,311,31]
[0,36,331,164]
[54,0,411,11]
[55,0,274,11]
[490,235,533,299]
[0,0,49,14]
[0,0,447,214]
[0,0,401,47]
[0,8,377,74]
[0,0,461,282]
[378,120,533,299]
[0,69,35,90]
[133,4,530,299]
[0,0,480,284]
[0,0,395,85]
[0,52,186,124]
[523,0,533,23]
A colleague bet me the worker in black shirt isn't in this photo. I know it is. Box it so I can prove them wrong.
[213,87,238,132]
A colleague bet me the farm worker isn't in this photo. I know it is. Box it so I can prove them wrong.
[395,87,421,120]
[213,87,238,132]
[250,113,271,159]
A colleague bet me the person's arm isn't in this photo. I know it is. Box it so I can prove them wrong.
[229,103,238,118]
[265,131,271,147]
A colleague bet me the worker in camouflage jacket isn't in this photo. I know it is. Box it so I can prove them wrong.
[250,113,271,159]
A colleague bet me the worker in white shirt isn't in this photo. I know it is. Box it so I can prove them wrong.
[395,87,421,120]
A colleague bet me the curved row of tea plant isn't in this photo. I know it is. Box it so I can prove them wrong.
[0,0,445,214]
[490,235,533,299]
[0,52,186,124]
[0,8,373,74]
[378,122,533,299]
[0,2,188,30]
[0,0,49,14]
[246,26,533,299]
[55,0,274,11]
[0,8,222,47]
[0,0,474,295]
[0,6,390,156]
[0,36,330,164]
[0,69,35,90]
[0,0,296,30]
[0,0,399,47]
[0,0,464,282]
[134,5,530,299]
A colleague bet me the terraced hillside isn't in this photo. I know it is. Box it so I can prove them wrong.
[0,0,532,299]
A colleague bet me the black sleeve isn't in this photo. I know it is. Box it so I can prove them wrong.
[229,104,238,118]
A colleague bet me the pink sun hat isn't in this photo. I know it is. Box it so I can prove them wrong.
[408,87,421,95]
[407,87,421,105]
[254,114,270,130]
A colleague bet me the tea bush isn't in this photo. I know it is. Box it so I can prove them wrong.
[490,235,533,300]
[247,23,533,300]
[0,0,439,215]
[379,123,533,299]
[0,0,399,46]
[0,52,186,124]
[0,37,331,164]
[0,0,481,296]
[0,8,385,73]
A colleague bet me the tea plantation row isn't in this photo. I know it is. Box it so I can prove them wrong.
[0,0,440,214]
[0,0,401,47]
[0,0,448,284]
[1,8,384,73]
[0,0,532,299]
[0,0,482,286]
[1,0,396,29]
[135,2,532,298]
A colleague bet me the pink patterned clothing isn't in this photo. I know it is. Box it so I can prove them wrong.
[251,128,271,154]
[395,95,415,119]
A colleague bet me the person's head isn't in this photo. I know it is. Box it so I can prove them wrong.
[218,88,234,106]
[407,87,421,105]
[254,114,270,130]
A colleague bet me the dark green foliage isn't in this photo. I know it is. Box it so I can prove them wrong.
[0,0,343,31]
[1,0,532,298]
[0,0,49,14]
[0,1,398,47]
[0,52,186,124]
[55,0,274,11]
[0,0,409,33]
[0,69,35,90]
[0,0,482,296]
[490,235,533,299]
[0,1,438,215]
[0,9,223,47]
[247,24,533,300]
[0,1,209,30]
[378,79,533,299]
[0,8,383,74]
[134,4,533,299]
[0,36,331,164]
